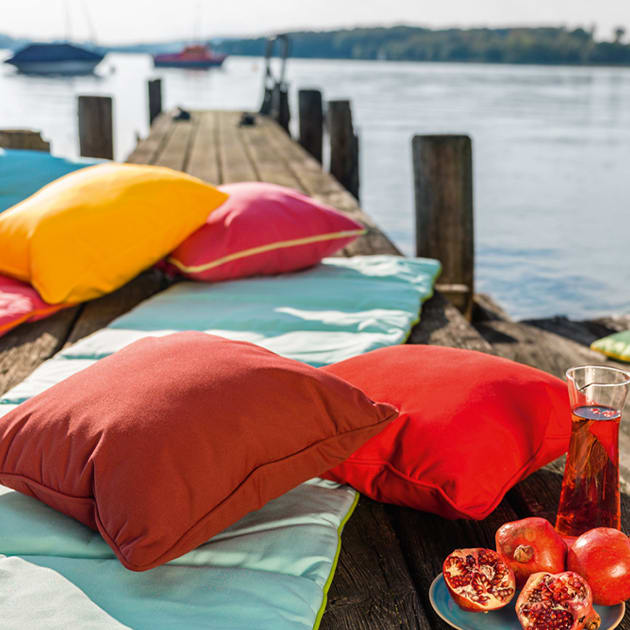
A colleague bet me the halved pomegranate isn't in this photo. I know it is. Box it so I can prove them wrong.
[516,571,601,630]
[442,548,516,612]
[496,517,567,588]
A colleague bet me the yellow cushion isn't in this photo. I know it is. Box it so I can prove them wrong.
[0,163,227,304]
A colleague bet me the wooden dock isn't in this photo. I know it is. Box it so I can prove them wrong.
[2,110,629,629]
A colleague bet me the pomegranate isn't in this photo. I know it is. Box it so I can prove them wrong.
[496,517,567,588]
[442,547,515,612]
[516,571,600,630]
[567,527,630,605]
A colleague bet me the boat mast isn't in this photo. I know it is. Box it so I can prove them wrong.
[63,0,72,42]
[81,1,99,46]
[193,0,201,45]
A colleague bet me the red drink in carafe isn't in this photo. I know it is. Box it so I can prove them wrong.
[555,404,621,537]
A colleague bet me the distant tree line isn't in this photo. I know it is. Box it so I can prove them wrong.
[213,25,630,65]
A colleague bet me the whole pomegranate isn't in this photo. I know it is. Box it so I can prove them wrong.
[567,527,630,606]
[516,571,600,630]
[442,547,515,612]
[496,517,567,588]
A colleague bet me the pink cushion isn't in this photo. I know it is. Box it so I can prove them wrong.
[0,274,69,338]
[167,182,365,282]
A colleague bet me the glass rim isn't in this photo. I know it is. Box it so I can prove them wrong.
[566,365,630,387]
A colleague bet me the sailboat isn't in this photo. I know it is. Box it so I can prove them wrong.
[5,42,104,75]
[4,2,104,75]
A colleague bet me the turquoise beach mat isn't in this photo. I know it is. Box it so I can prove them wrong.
[0,254,440,629]
[0,148,97,213]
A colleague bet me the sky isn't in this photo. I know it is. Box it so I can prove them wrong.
[1,0,629,44]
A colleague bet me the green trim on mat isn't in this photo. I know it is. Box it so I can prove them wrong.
[312,490,360,630]
[401,261,440,345]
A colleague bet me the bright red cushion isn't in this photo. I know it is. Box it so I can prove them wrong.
[167,182,365,281]
[321,345,571,520]
[0,332,397,571]
[0,274,70,338]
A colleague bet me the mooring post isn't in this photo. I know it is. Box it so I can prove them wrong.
[148,79,162,126]
[0,129,50,151]
[413,134,474,320]
[272,85,291,134]
[328,99,359,199]
[78,95,114,159]
[298,89,323,162]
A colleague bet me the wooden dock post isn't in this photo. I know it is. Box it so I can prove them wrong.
[148,79,162,126]
[78,95,114,159]
[0,129,50,151]
[328,100,359,199]
[272,86,291,134]
[413,135,474,320]
[298,89,323,162]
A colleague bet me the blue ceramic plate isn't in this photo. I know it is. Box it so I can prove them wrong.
[429,573,625,630]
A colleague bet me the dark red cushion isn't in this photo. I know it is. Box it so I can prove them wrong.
[321,345,570,520]
[0,332,397,571]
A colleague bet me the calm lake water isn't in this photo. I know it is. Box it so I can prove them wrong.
[1,52,629,320]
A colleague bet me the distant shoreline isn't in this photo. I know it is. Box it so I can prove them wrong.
[3,24,630,68]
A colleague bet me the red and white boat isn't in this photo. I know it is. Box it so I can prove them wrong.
[153,45,226,69]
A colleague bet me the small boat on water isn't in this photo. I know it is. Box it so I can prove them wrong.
[4,43,104,75]
[153,44,226,69]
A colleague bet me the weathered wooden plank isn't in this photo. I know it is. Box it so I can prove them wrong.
[216,111,257,183]
[0,129,50,151]
[413,135,474,318]
[388,500,520,629]
[239,122,305,190]
[408,292,494,353]
[152,117,195,171]
[126,112,174,164]
[64,269,169,347]
[78,95,114,160]
[328,100,360,199]
[298,89,323,163]
[148,78,162,126]
[0,307,81,396]
[321,498,429,630]
[186,111,220,185]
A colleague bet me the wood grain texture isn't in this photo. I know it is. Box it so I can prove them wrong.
[152,117,194,171]
[216,111,257,183]
[298,89,323,163]
[413,135,473,317]
[388,500,520,629]
[0,129,50,151]
[126,111,174,164]
[78,95,114,160]
[186,111,220,185]
[63,269,170,348]
[148,79,162,126]
[238,121,304,190]
[0,307,81,396]
[328,100,359,199]
[321,498,430,630]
